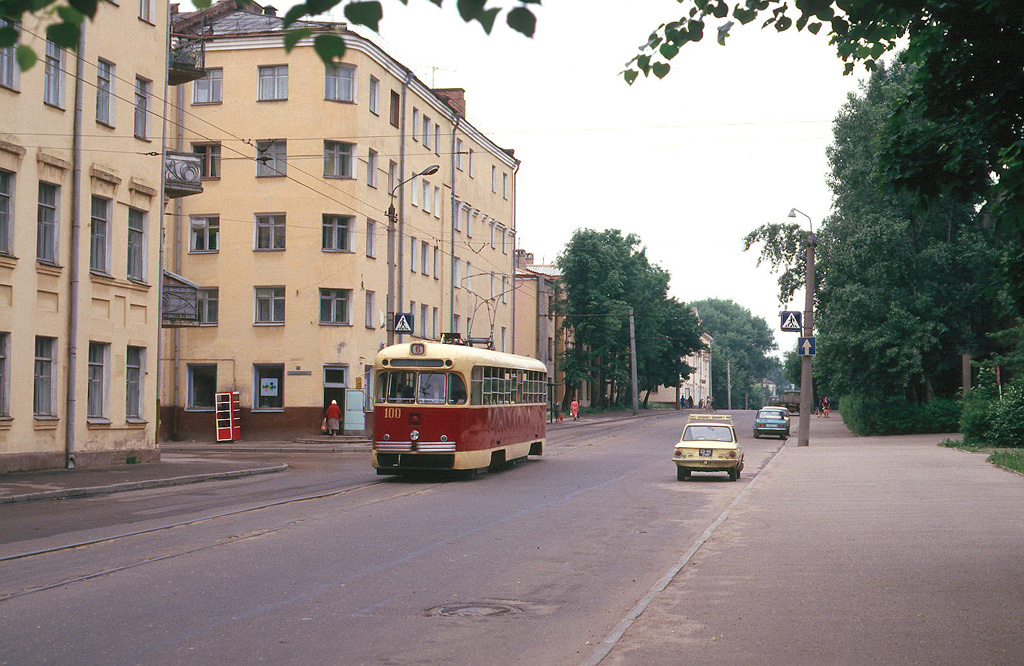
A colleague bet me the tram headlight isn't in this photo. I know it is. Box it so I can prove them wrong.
[410,430,420,441]
[440,435,448,442]
[382,434,390,441]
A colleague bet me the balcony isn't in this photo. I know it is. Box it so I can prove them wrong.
[169,34,206,86]
[164,151,203,199]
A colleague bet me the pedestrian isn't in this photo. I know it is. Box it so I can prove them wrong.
[570,398,580,420]
[687,396,694,409]
[555,403,564,422]
[324,399,342,436]
[708,396,715,413]
[823,396,830,418]
[680,394,686,411]
[816,396,823,418]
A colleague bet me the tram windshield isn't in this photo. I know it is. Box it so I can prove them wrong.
[375,371,468,405]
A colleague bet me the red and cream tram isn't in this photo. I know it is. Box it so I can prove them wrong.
[372,340,547,475]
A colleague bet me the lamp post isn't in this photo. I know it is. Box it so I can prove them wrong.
[386,164,439,345]
[788,207,815,447]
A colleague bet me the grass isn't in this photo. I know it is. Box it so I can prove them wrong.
[940,438,1024,474]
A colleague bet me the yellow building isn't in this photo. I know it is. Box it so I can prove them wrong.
[164,1,520,439]
[646,331,714,408]
[0,0,203,470]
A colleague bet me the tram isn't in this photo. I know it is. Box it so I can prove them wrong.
[372,339,547,475]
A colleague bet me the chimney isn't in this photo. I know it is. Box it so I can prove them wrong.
[432,88,466,116]
[263,5,277,15]
[515,249,534,270]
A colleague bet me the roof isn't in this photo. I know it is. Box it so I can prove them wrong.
[173,0,342,37]
[524,264,561,278]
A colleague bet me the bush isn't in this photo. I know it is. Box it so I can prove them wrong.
[840,393,961,436]
[959,367,1024,447]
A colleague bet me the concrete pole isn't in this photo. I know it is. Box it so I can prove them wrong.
[726,358,732,410]
[798,231,816,447]
[629,308,639,416]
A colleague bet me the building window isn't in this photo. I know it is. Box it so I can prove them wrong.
[490,221,496,248]
[434,187,442,219]
[254,364,284,409]
[194,142,221,179]
[127,207,146,280]
[37,182,59,263]
[255,214,285,250]
[435,124,441,156]
[365,219,376,258]
[0,170,13,256]
[491,165,497,193]
[433,246,440,279]
[466,261,472,291]
[455,138,464,170]
[0,20,19,91]
[432,307,438,339]
[256,140,286,177]
[420,303,428,337]
[389,90,400,127]
[89,196,111,274]
[324,141,354,179]
[410,236,418,272]
[412,108,419,142]
[367,149,378,188]
[325,63,355,102]
[368,76,379,114]
[43,41,65,108]
[0,332,7,416]
[365,290,375,328]
[190,215,219,252]
[503,172,509,199]
[187,364,216,409]
[454,257,462,288]
[388,160,398,194]
[134,76,152,139]
[138,0,155,23]
[502,276,508,303]
[319,288,351,324]
[193,68,222,104]
[257,65,288,101]
[254,286,285,324]
[411,174,419,206]
[423,116,432,149]
[197,287,218,324]
[421,240,429,275]
[422,181,430,213]
[96,59,115,125]
[322,214,351,251]
[468,148,474,177]
[500,227,508,254]
[34,336,55,416]
[126,346,144,419]
[87,341,109,418]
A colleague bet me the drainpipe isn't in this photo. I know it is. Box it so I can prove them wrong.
[65,26,87,469]
[510,160,519,354]
[449,117,460,333]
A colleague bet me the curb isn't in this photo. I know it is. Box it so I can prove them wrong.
[0,463,289,505]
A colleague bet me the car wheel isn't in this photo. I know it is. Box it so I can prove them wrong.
[728,467,739,481]
[753,431,760,439]
[677,467,690,481]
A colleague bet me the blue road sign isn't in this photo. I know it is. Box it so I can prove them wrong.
[780,311,802,332]
[798,336,816,356]
[394,313,414,334]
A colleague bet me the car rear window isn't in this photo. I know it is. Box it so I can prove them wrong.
[682,425,734,442]
[757,410,785,419]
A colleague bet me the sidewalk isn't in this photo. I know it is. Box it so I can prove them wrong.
[597,414,1024,665]
[0,407,669,504]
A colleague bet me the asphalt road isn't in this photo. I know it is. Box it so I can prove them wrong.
[0,410,782,665]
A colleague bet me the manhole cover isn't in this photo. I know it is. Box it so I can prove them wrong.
[428,602,522,617]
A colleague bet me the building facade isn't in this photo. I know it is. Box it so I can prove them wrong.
[163,1,520,440]
[0,0,194,471]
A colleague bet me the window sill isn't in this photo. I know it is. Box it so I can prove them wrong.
[254,322,285,327]
[37,261,63,276]
[323,175,356,181]
[325,98,356,104]
[256,174,286,178]
[184,407,215,412]
[322,249,355,254]
[125,418,148,426]
[87,417,112,427]
[127,277,150,288]
[192,101,223,106]
[256,98,288,103]
[319,322,353,327]
[188,250,219,255]
[252,408,284,413]
[253,248,285,252]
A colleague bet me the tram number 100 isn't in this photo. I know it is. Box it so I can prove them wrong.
[382,407,402,419]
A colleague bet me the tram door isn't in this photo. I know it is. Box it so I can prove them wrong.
[323,365,347,430]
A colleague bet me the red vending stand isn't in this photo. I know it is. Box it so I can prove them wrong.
[215,391,241,442]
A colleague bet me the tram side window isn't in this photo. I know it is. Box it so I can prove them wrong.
[374,373,388,404]
[471,366,483,404]
[387,371,416,403]
[448,373,467,404]
[417,372,446,404]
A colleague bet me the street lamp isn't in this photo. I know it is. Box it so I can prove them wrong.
[386,164,439,345]
[788,207,815,447]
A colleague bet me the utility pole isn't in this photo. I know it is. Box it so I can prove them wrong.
[726,358,732,410]
[798,230,816,447]
[629,308,639,416]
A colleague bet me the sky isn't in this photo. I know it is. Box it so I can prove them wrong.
[339,0,867,357]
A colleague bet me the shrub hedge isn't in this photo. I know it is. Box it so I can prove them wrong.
[840,393,961,436]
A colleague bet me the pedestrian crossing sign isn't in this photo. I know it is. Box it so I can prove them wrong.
[780,311,802,332]
[393,313,414,334]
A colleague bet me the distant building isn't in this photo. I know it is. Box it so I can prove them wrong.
[162,1,521,440]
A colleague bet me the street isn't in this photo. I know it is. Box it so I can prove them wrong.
[0,410,781,665]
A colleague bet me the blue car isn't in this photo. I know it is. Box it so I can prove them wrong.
[753,407,790,439]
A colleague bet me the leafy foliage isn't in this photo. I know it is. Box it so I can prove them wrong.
[840,393,960,436]
[960,370,1024,448]
[556,229,703,409]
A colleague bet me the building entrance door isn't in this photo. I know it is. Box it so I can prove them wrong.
[323,365,347,430]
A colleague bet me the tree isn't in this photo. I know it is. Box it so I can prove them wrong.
[556,228,702,409]
[688,298,775,410]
